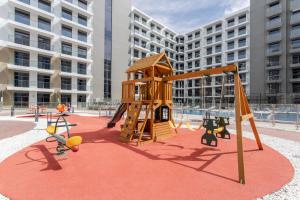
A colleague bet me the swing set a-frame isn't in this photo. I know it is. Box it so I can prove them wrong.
[107,52,263,184]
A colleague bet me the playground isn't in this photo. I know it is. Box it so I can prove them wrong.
[0,53,299,200]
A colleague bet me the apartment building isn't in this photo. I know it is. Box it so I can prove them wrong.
[129,7,250,106]
[92,0,130,101]
[251,0,300,104]
[0,0,93,107]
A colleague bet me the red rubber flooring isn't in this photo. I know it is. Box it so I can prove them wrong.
[0,115,294,200]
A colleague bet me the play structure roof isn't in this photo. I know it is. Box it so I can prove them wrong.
[126,52,173,73]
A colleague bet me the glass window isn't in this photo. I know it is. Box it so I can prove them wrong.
[215,45,222,53]
[61,42,72,55]
[37,74,50,88]
[37,93,50,105]
[38,55,51,69]
[14,29,30,46]
[238,26,246,35]
[78,94,86,103]
[292,24,300,35]
[195,31,200,38]
[216,23,222,31]
[238,38,246,47]
[227,18,235,27]
[207,37,212,44]
[38,17,51,31]
[14,72,29,87]
[238,62,246,71]
[78,0,87,10]
[207,57,212,65]
[215,34,222,42]
[62,25,72,38]
[239,14,246,23]
[62,8,72,20]
[61,77,72,90]
[78,14,87,26]
[269,28,280,35]
[268,42,280,53]
[18,0,30,4]
[38,0,51,13]
[207,27,213,34]
[292,54,300,64]
[292,38,300,49]
[267,56,280,66]
[215,55,222,63]
[15,9,30,25]
[61,59,72,72]
[227,52,234,61]
[227,41,234,50]
[38,35,51,50]
[14,92,29,107]
[238,50,246,59]
[78,79,87,91]
[78,62,87,74]
[14,51,29,66]
[227,30,234,38]
[78,46,87,58]
[293,68,300,79]
[78,30,87,42]
[206,47,212,55]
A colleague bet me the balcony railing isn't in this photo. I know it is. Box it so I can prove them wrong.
[14,80,29,87]
[9,35,53,51]
[37,82,50,89]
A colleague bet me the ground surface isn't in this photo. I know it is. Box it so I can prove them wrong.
[0,115,294,200]
[0,121,35,140]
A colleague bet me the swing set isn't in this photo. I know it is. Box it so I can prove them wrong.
[108,52,263,184]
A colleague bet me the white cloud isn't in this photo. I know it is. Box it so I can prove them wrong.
[132,0,250,33]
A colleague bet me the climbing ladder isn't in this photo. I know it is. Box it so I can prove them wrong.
[120,102,142,143]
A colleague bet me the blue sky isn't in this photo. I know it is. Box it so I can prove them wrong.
[132,0,250,33]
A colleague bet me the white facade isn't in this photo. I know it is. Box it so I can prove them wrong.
[0,0,93,107]
[129,7,250,106]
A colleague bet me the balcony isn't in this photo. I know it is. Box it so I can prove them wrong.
[266,19,281,30]
[266,4,282,17]
[267,33,281,42]
[291,29,300,39]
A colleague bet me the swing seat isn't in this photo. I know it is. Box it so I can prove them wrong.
[46,125,57,135]
[214,127,224,134]
[201,132,218,147]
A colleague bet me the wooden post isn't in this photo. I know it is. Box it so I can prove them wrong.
[234,73,245,184]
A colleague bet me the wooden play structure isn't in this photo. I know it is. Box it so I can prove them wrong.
[107,52,263,184]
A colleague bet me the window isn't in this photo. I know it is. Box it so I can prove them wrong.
[216,24,222,31]
[215,34,222,42]
[133,49,139,57]
[78,30,87,42]
[78,79,87,91]
[78,14,87,26]
[238,50,246,59]
[15,51,29,66]
[268,83,280,94]
[141,41,146,48]
[37,93,50,105]
[61,59,72,72]
[61,42,72,55]
[267,56,280,66]
[268,15,281,24]
[62,8,72,20]
[195,41,200,48]
[227,30,234,38]
[227,41,234,50]
[195,60,200,67]
[15,9,30,25]
[227,52,234,61]
[38,0,51,12]
[188,80,193,87]
[207,57,212,65]
[207,27,213,34]
[14,92,29,107]
[78,0,87,10]
[61,94,71,104]
[269,28,280,36]
[227,19,235,27]
[18,0,30,4]
[78,46,87,58]
[292,38,300,49]
[141,52,147,58]
[215,55,222,63]
[238,62,246,71]
[292,24,300,35]
[238,38,246,47]
[188,34,193,40]
[195,50,200,58]
[292,54,300,64]
[37,74,50,88]
[188,53,192,59]
[134,14,140,21]
[268,70,280,80]
[239,14,246,23]
[215,45,222,53]
[61,77,72,90]
[150,45,154,51]
[268,42,280,53]
[38,17,51,31]
[206,47,212,55]
[188,43,192,50]
[269,1,280,8]
[38,35,51,50]
[293,83,300,93]
[207,37,212,44]
[293,68,300,79]
[38,55,51,69]
[14,72,29,87]
[195,31,200,38]
[14,29,30,46]
[156,47,161,53]
[62,25,72,38]
[78,95,86,103]
[238,26,246,35]
[78,63,87,74]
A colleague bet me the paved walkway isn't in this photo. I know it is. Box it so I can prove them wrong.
[0,121,35,140]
